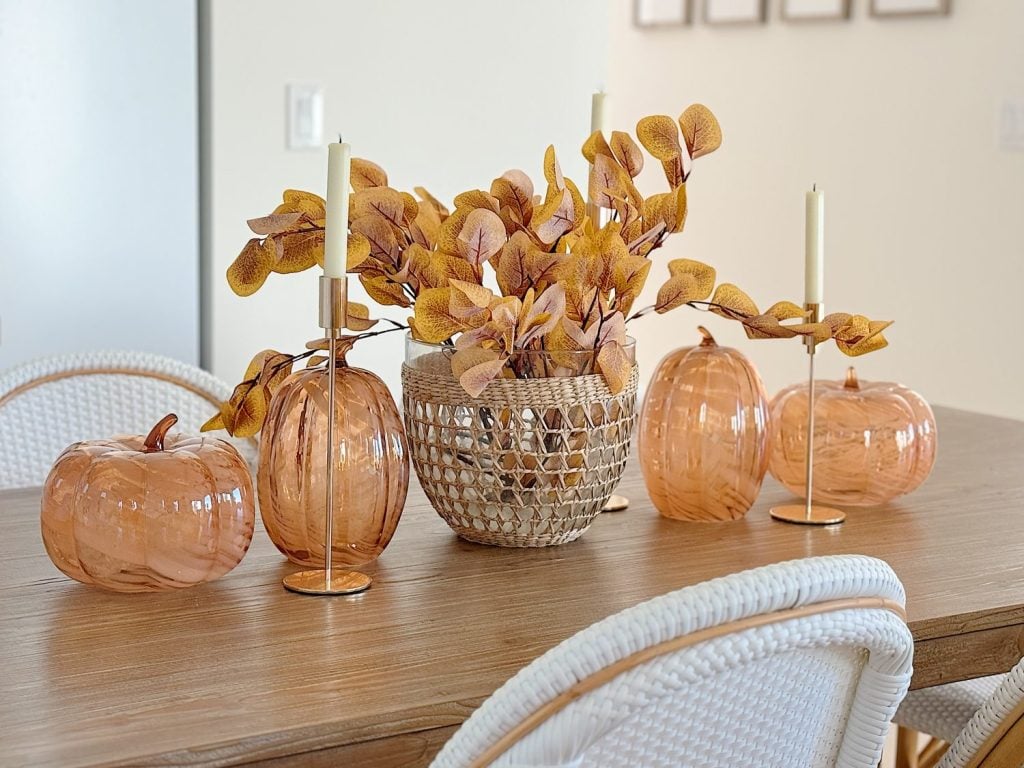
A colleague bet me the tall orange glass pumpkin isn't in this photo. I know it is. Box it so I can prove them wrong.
[639,327,771,522]
[257,357,409,568]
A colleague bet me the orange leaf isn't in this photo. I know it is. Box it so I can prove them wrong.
[453,189,500,213]
[582,130,613,163]
[247,212,303,235]
[350,158,387,190]
[709,283,759,320]
[346,302,378,332]
[282,189,325,220]
[457,208,506,266]
[655,273,700,314]
[678,104,722,160]
[532,187,574,245]
[227,238,275,296]
[636,115,681,162]
[272,230,323,274]
[543,145,565,189]
[597,341,633,395]
[610,131,644,178]
[413,286,466,343]
[458,356,508,398]
[352,187,405,229]
[667,258,715,299]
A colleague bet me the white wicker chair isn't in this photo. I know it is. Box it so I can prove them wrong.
[894,676,1008,767]
[431,554,914,768]
[0,351,257,489]
[934,658,1024,768]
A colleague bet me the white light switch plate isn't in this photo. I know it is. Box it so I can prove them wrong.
[287,84,323,150]
[999,98,1024,152]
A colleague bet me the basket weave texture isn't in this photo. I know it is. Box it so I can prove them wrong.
[401,354,639,547]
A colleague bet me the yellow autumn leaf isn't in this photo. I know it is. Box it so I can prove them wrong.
[709,283,759,320]
[400,192,419,225]
[788,322,834,344]
[352,187,405,229]
[228,385,269,439]
[453,189,500,213]
[227,238,275,297]
[636,115,682,162]
[350,157,388,190]
[836,320,893,356]
[589,154,627,210]
[742,314,798,340]
[247,212,303,236]
[414,186,451,219]
[346,233,371,271]
[458,356,508,398]
[282,189,325,220]
[678,104,722,160]
[667,259,716,300]
[414,286,466,343]
[496,230,534,297]
[582,130,613,163]
[351,215,399,263]
[360,272,411,308]
[437,207,472,255]
[451,347,501,380]
[655,273,700,314]
[532,187,575,245]
[490,176,533,225]
[272,230,323,274]
[457,208,506,265]
[200,412,225,432]
[543,145,565,189]
[597,341,633,395]
[610,131,644,178]
[765,300,808,321]
[346,302,378,331]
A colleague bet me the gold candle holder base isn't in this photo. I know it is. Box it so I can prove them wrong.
[769,504,846,526]
[601,495,630,513]
[283,569,372,596]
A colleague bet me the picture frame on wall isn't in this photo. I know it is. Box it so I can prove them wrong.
[635,0,691,27]
[704,0,766,25]
[782,0,851,21]
[870,0,950,17]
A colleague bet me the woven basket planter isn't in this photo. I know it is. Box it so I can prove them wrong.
[402,345,639,547]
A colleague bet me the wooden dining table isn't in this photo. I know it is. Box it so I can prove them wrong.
[2,405,1023,767]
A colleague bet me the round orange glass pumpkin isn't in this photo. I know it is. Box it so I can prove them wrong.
[769,367,937,507]
[639,327,771,522]
[41,414,256,593]
[258,358,409,568]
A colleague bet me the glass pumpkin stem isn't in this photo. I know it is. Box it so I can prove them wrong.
[143,413,178,453]
[697,326,717,347]
[844,366,860,390]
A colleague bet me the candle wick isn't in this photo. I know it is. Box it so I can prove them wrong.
[813,183,817,192]
[338,133,344,143]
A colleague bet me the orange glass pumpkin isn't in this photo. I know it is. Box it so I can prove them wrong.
[769,367,937,507]
[258,358,409,567]
[639,327,771,522]
[41,414,256,593]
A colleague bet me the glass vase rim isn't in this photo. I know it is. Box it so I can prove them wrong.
[404,332,636,362]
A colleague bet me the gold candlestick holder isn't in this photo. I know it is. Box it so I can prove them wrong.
[283,275,374,595]
[769,302,846,526]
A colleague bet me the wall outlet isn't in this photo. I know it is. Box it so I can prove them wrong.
[287,84,323,150]
[998,98,1024,152]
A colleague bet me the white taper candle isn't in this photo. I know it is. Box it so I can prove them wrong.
[324,140,351,279]
[805,186,824,305]
[591,91,609,137]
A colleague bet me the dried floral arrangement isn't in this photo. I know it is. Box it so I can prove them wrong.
[208,104,891,437]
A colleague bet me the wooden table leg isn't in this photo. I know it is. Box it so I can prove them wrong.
[895,727,920,768]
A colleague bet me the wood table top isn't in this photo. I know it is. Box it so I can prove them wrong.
[2,405,1023,767]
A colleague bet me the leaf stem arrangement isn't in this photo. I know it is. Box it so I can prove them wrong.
[210,103,891,437]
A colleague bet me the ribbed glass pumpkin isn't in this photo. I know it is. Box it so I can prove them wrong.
[639,327,771,522]
[769,366,937,507]
[41,414,256,592]
[257,359,409,567]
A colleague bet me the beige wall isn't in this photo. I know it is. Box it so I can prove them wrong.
[609,0,1024,419]
[203,0,608,395]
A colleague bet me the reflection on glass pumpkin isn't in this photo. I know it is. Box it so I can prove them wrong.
[258,361,409,567]
[40,414,256,592]
[639,327,771,522]
[769,367,937,507]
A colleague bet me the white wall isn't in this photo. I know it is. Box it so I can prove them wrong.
[0,0,199,368]
[204,0,609,395]
[609,0,1024,419]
